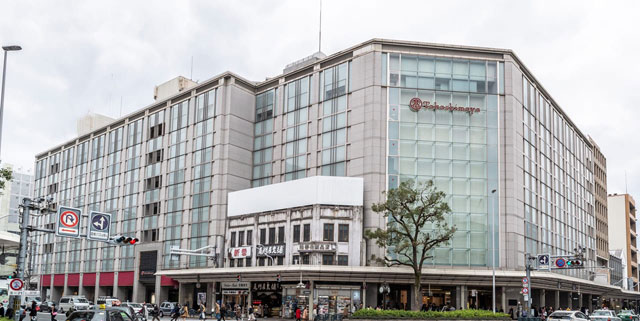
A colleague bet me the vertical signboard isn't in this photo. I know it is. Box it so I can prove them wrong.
[56,206,82,238]
[88,211,112,241]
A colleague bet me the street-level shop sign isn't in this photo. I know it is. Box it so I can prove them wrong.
[56,206,82,238]
[298,242,337,253]
[88,211,112,241]
[252,282,282,292]
[257,244,285,257]
[222,290,248,295]
[229,246,252,259]
[221,282,250,289]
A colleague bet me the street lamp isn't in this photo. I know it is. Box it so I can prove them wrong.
[0,45,22,157]
[491,189,497,313]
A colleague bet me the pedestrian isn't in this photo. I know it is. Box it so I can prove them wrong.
[181,303,189,321]
[235,305,242,321]
[151,305,161,321]
[220,303,227,321]
[295,307,301,321]
[51,304,58,321]
[302,307,308,321]
[0,303,5,318]
[170,304,180,321]
[30,301,38,321]
[199,303,206,321]
[214,301,221,321]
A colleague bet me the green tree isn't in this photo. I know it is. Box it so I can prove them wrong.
[0,167,12,191]
[366,179,455,310]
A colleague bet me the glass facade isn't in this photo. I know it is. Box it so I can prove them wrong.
[386,54,500,267]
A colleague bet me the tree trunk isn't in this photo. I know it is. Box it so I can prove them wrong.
[414,273,422,311]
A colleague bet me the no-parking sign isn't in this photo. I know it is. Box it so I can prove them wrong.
[9,279,23,291]
[56,206,82,238]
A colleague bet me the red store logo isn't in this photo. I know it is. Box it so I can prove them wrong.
[409,97,480,115]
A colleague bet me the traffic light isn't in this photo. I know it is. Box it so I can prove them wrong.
[236,275,241,282]
[112,235,139,245]
[276,274,281,283]
[567,259,583,267]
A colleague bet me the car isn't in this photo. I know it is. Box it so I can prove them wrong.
[548,311,590,321]
[39,301,55,313]
[96,297,121,309]
[66,307,134,321]
[59,296,91,312]
[618,310,639,321]
[120,302,144,315]
[590,310,622,321]
[158,302,178,317]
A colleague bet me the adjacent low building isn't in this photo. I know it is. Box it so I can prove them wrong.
[32,39,640,315]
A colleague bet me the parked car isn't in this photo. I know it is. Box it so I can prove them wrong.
[158,302,177,317]
[39,301,55,312]
[548,311,590,321]
[66,307,134,321]
[618,310,639,321]
[59,295,91,312]
[591,310,622,321]
[120,302,145,315]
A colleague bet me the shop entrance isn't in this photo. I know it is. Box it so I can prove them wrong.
[222,290,249,317]
[421,286,454,311]
[283,285,309,318]
[378,284,410,310]
[315,285,362,318]
[251,282,282,318]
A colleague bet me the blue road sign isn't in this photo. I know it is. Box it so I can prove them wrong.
[88,211,112,241]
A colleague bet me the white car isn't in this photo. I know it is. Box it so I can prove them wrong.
[58,296,90,312]
[548,311,590,321]
[591,310,622,321]
[121,302,145,315]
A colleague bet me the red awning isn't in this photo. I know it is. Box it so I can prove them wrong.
[53,274,65,287]
[99,272,114,286]
[118,271,134,286]
[67,273,80,286]
[160,276,179,287]
[83,273,96,286]
[41,275,51,287]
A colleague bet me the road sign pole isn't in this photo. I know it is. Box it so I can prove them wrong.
[525,253,532,315]
[10,198,31,320]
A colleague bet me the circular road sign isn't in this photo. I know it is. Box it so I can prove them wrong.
[522,287,529,295]
[522,277,529,284]
[555,258,566,268]
[60,210,79,228]
[91,214,109,231]
[9,278,24,291]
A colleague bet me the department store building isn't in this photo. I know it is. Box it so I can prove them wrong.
[32,39,640,316]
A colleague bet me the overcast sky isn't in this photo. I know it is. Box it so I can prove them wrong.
[0,0,638,200]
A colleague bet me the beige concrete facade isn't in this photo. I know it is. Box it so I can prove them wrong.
[608,194,638,290]
[590,137,609,282]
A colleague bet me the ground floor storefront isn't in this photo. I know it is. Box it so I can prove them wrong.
[157,266,640,319]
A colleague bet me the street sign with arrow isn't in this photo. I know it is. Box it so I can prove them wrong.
[88,211,112,242]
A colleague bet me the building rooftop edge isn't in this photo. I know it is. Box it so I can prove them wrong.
[35,38,592,159]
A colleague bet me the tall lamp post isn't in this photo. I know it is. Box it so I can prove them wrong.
[0,45,22,157]
[491,189,497,313]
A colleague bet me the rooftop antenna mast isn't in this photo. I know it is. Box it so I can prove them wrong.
[318,0,322,52]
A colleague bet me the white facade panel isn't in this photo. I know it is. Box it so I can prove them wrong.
[228,176,364,216]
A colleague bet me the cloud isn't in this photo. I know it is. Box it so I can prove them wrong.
[0,0,638,203]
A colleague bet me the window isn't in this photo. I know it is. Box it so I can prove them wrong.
[293,255,300,264]
[247,230,253,246]
[322,254,334,265]
[323,223,334,241]
[231,232,236,247]
[320,63,348,176]
[283,76,310,181]
[302,254,310,265]
[260,228,266,244]
[303,224,311,242]
[238,231,245,246]
[258,258,265,266]
[338,224,349,242]
[269,227,276,245]
[253,90,275,187]
[293,225,300,243]
[338,255,348,266]
[245,258,252,267]
[277,256,284,265]
[278,226,285,244]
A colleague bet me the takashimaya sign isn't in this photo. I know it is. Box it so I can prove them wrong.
[409,97,480,115]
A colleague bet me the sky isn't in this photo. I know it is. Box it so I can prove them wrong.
[0,0,639,200]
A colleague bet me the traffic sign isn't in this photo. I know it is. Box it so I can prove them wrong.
[56,206,82,238]
[555,258,566,268]
[522,277,529,285]
[537,254,550,270]
[522,287,529,295]
[9,278,23,291]
[88,211,112,241]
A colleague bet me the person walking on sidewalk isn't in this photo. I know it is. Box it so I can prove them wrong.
[295,307,301,321]
[199,303,206,321]
[151,305,160,321]
[214,301,221,321]
[181,303,189,321]
[50,304,58,321]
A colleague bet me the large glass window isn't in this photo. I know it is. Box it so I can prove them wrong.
[253,89,275,187]
[320,62,348,176]
[283,77,310,181]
